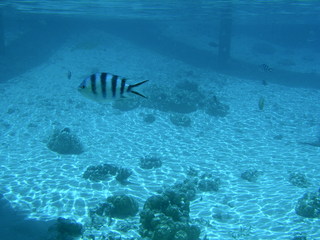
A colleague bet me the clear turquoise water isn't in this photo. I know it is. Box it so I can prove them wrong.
[0,1,319,240]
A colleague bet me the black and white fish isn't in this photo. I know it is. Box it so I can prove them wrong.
[260,63,273,72]
[78,72,148,102]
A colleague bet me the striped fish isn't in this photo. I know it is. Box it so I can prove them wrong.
[78,72,148,102]
[260,63,272,72]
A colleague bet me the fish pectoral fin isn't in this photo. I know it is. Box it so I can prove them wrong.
[131,90,147,98]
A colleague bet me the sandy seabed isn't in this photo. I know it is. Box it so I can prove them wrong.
[0,30,319,239]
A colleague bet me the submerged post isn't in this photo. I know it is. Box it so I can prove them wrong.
[218,0,233,67]
[0,8,4,55]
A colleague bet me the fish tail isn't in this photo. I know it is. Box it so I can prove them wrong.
[128,80,149,98]
[129,80,149,88]
[131,90,147,98]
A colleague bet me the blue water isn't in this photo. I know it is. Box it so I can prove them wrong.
[1,1,320,87]
[0,1,320,240]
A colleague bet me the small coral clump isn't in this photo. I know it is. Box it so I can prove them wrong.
[295,191,320,218]
[116,167,133,184]
[137,84,230,120]
[141,84,204,114]
[140,189,201,240]
[47,217,83,240]
[291,235,307,240]
[140,155,162,169]
[170,113,192,127]
[107,194,139,218]
[159,178,198,203]
[47,127,84,155]
[185,168,222,193]
[83,163,131,184]
[241,169,262,182]
[288,172,310,188]
[198,174,221,192]
[91,194,139,219]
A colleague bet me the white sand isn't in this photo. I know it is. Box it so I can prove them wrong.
[0,30,319,239]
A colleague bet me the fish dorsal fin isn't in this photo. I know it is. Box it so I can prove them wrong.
[131,90,147,98]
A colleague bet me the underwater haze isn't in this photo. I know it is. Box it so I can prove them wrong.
[0,1,320,240]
